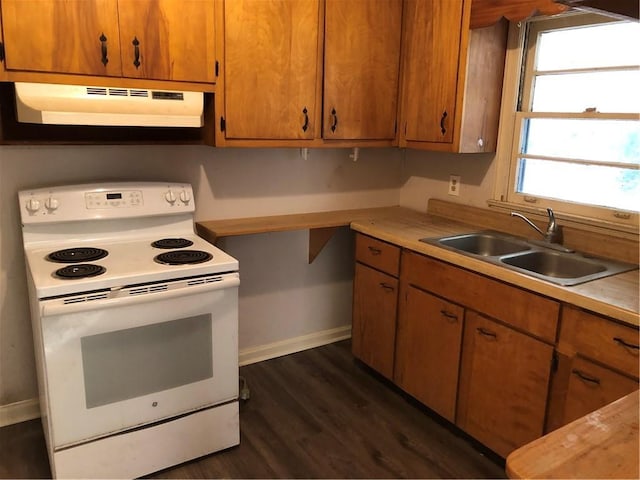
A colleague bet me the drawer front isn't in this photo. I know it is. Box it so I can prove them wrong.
[355,233,400,276]
[560,305,639,378]
[402,251,559,342]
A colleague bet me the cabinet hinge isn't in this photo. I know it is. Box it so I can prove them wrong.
[220,116,226,132]
[215,60,219,77]
[551,351,559,373]
[0,42,5,62]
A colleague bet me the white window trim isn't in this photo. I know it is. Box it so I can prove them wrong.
[490,14,639,236]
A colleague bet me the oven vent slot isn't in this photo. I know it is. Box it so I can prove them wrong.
[129,284,169,296]
[187,276,223,286]
[63,292,109,304]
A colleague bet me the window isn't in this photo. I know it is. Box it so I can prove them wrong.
[495,13,639,228]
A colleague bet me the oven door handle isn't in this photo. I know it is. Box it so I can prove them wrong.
[41,273,239,317]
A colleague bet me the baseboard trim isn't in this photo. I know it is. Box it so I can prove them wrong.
[0,398,40,427]
[239,325,352,366]
[0,327,353,427]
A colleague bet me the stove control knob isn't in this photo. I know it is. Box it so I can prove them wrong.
[164,190,177,204]
[26,198,41,213]
[179,190,191,204]
[45,197,59,211]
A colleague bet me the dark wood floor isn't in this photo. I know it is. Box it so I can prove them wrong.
[1,340,505,479]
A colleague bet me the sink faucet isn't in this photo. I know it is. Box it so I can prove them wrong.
[511,208,562,245]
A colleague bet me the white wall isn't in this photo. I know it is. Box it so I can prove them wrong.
[399,149,497,211]
[0,145,402,412]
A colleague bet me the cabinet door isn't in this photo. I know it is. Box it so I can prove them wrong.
[457,311,553,458]
[352,263,398,379]
[0,0,122,76]
[394,286,464,422]
[323,0,402,140]
[223,0,320,140]
[117,0,215,82]
[401,0,464,143]
[562,356,639,426]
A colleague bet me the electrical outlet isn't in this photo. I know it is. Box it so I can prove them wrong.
[448,175,461,196]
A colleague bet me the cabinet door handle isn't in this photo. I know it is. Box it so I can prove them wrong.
[99,33,108,66]
[132,36,141,69]
[379,282,394,292]
[302,107,309,132]
[440,310,458,322]
[330,108,338,133]
[367,246,381,255]
[572,369,601,385]
[613,337,640,350]
[476,327,497,338]
[440,111,448,135]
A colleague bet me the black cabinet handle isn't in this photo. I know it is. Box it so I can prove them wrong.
[613,337,640,350]
[302,107,309,132]
[572,369,601,385]
[476,327,497,338]
[367,246,381,256]
[330,108,338,132]
[440,111,448,135]
[99,33,108,66]
[132,36,141,69]
[379,282,394,292]
[440,310,458,322]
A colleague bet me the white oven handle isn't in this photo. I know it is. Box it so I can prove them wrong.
[40,273,239,317]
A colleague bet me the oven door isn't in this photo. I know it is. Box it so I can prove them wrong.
[38,273,239,449]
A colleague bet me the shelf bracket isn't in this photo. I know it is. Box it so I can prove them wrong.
[308,227,339,264]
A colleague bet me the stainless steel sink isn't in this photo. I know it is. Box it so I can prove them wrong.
[437,232,530,257]
[420,231,638,286]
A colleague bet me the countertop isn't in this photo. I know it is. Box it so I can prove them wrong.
[197,205,639,328]
[505,390,639,479]
[348,207,639,328]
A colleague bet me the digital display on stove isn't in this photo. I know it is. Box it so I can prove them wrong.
[106,193,122,200]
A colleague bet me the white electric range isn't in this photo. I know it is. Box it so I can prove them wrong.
[18,182,240,479]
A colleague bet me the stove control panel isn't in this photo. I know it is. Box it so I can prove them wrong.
[19,182,195,224]
[85,190,143,209]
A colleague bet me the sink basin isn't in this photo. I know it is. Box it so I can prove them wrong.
[500,250,606,279]
[436,232,530,257]
[420,230,638,286]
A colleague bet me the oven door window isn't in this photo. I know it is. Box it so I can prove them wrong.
[81,315,213,408]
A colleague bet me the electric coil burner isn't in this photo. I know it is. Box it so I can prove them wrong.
[55,264,106,279]
[48,247,108,263]
[151,238,194,249]
[18,182,240,479]
[154,250,213,265]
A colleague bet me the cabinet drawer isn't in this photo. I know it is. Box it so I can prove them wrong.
[402,251,559,342]
[562,356,639,426]
[355,234,400,276]
[560,306,639,379]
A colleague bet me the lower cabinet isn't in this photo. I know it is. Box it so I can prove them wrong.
[394,285,464,422]
[456,311,554,458]
[351,262,398,379]
[561,356,639,426]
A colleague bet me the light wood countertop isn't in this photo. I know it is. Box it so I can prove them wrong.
[505,390,639,479]
[197,204,639,328]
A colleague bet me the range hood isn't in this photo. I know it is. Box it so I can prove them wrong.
[14,82,204,128]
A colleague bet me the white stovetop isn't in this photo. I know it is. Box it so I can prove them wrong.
[25,233,238,299]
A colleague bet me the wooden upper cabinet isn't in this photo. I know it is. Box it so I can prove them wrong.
[399,0,508,152]
[0,0,122,77]
[322,0,402,141]
[117,0,215,82]
[401,0,464,145]
[223,0,320,140]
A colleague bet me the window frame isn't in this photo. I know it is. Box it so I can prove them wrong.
[491,12,639,233]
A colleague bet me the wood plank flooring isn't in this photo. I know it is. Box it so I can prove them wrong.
[0,340,505,479]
